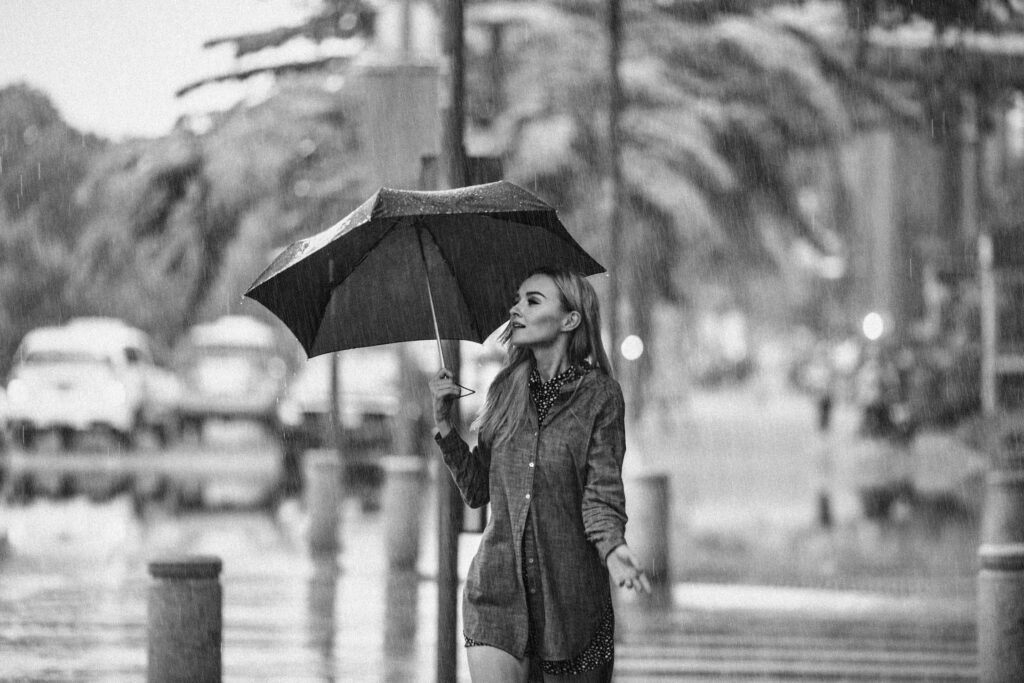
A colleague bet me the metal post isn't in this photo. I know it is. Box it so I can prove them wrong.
[437,0,466,676]
[383,455,427,570]
[980,232,997,414]
[606,0,624,377]
[304,448,343,555]
[624,472,670,591]
[147,556,222,683]
[979,459,1024,682]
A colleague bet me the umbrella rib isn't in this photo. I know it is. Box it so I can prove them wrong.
[416,221,485,342]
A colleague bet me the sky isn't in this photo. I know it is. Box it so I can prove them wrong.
[0,0,313,140]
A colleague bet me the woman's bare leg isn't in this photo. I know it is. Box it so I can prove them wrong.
[467,645,530,683]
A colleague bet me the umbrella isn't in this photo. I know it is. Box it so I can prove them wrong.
[244,181,605,369]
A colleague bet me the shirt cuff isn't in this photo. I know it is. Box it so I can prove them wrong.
[433,427,463,451]
[595,536,626,566]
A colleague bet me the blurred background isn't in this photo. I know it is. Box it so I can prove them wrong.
[3,0,1024,680]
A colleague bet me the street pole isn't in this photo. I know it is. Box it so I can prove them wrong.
[438,0,466,679]
[607,0,624,377]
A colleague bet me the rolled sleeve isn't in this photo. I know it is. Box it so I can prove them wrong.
[434,428,491,508]
[581,386,627,563]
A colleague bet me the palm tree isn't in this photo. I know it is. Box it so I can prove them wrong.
[466,1,916,415]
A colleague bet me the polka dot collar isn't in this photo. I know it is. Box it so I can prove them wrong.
[528,362,591,423]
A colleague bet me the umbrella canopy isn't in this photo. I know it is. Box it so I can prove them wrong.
[245,181,604,359]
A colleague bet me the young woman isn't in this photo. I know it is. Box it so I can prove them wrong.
[429,266,650,682]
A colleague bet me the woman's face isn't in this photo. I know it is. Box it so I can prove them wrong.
[508,274,573,348]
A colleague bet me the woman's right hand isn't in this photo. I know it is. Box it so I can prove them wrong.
[428,368,460,437]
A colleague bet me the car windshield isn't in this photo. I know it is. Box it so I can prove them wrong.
[191,345,275,363]
[23,350,114,367]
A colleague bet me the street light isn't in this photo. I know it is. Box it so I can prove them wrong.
[620,334,644,361]
[862,312,885,341]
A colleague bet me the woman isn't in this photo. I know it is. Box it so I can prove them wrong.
[430,266,650,682]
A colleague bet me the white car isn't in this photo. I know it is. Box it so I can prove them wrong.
[5,319,182,450]
[177,316,289,434]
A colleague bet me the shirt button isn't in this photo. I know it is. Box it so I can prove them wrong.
[528,557,534,564]
[525,493,531,500]
[528,462,535,468]
[530,588,537,594]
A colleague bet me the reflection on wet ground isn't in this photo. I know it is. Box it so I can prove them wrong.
[0,387,984,681]
[0,493,978,682]
[0,497,444,682]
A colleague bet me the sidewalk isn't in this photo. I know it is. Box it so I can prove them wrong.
[626,384,982,597]
[0,491,978,682]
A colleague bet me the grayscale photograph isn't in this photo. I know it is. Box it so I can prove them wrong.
[1,1,1022,681]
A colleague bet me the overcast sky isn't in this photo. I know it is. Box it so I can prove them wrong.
[0,0,310,140]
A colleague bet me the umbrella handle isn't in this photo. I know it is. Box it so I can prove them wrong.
[416,224,475,399]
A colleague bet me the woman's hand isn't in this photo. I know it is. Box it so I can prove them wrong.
[428,368,460,437]
[607,544,651,594]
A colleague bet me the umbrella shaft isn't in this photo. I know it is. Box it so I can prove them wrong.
[415,224,447,369]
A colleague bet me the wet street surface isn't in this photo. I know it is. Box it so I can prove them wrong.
[0,388,982,681]
[1,497,445,682]
[0,495,978,681]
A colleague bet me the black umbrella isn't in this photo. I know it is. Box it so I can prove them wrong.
[244,181,604,368]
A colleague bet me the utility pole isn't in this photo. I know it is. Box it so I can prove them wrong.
[607,0,624,376]
[437,0,466,679]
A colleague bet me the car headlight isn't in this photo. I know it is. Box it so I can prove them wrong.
[277,398,302,427]
[6,379,29,406]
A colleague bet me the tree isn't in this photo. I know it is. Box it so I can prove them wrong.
[66,79,375,347]
[464,1,916,415]
[0,84,106,375]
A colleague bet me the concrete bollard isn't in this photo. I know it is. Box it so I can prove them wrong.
[147,556,222,683]
[979,468,1024,683]
[624,471,670,588]
[303,449,343,555]
[382,455,427,570]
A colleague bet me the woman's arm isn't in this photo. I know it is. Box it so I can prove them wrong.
[581,384,628,563]
[434,428,491,508]
[430,367,490,507]
[582,383,651,593]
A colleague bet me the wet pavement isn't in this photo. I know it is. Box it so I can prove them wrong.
[0,385,984,681]
[0,493,977,682]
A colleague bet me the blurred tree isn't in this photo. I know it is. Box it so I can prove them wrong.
[68,79,374,349]
[464,1,917,415]
[0,84,106,375]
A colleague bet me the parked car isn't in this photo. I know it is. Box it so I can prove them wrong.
[276,347,400,452]
[176,315,289,436]
[4,318,183,450]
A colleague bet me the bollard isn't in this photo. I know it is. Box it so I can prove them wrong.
[624,471,670,588]
[978,467,1024,683]
[147,556,222,683]
[303,449,343,555]
[381,455,427,570]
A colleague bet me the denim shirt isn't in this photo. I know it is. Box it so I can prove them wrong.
[435,370,628,660]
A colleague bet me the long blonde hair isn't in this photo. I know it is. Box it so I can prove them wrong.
[472,266,611,445]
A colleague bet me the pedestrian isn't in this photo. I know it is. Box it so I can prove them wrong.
[429,265,650,682]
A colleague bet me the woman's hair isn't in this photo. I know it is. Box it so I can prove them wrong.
[472,266,611,445]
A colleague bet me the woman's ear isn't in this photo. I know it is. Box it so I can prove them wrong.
[562,310,582,332]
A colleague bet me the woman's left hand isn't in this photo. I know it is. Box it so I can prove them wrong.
[607,544,651,594]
